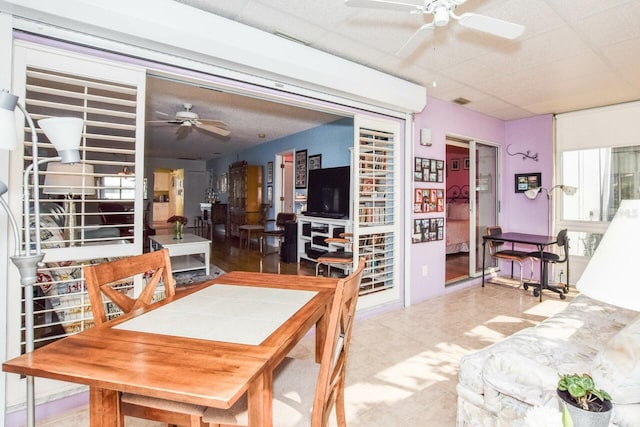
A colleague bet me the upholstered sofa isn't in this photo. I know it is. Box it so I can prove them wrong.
[456,294,640,426]
[40,202,122,245]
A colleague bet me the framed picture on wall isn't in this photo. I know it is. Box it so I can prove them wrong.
[295,149,308,188]
[451,159,460,171]
[463,158,470,170]
[267,161,273,184]
[308,154,322,170]
[515,172,541,193]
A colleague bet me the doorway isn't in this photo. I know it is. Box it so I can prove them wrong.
[445,143,470,283]
[152,168,184,231]
[274,150,294,215]
[445,138,499,283]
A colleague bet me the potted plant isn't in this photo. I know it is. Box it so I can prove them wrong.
[557,373,612,426]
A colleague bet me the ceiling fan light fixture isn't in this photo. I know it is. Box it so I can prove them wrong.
[433,6,450,27]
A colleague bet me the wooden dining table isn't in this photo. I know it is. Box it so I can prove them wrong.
[3,271,338,427]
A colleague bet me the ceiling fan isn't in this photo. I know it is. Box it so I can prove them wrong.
[149,103,231,138]
[345,0,525,56]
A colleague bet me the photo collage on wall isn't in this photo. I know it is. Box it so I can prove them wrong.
[412,218,444,243]
[414,188,444,213]
[414,157,444,182]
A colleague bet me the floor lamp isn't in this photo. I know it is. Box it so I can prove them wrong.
[0,90,84,427]
[524,184,577,235]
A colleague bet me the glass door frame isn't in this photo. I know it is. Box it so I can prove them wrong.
[469,139,500,278]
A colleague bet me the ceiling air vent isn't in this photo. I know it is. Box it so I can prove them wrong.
[452,97,471,105]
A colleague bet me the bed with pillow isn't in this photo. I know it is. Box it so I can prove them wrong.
[456,294,640,426]
[446,185,470,254]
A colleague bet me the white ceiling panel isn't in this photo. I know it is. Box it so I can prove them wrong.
[601,38,640,89]
[571,1,640,48]
[153,0,640,158]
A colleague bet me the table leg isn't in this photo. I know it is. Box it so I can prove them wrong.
[247,370,271,427]
[315,301,330,363]
[481,239,486,287]
[89,387,122,427]
[538,246,544,302]
[205,243,211,275]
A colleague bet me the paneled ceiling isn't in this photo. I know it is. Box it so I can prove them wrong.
[146,0,640,158]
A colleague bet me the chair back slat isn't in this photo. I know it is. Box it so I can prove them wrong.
[312,257,365,427]
[84,249,175,325]
[486,226,504,254]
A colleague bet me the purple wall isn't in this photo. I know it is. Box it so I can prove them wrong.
[502,115,554,235]
[410,98,553,304]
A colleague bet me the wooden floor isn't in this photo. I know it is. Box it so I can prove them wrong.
[445,252,469,283]
[207,225,316,276]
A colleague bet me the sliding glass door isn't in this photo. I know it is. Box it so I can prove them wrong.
[471,141,499,276]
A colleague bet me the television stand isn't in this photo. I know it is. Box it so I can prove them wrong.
[297,215,352,266]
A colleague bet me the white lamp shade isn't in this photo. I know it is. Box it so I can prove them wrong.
[37,117,84,164]
[524,187,541,199]
[576,199,640,311]
[44,162,95,196]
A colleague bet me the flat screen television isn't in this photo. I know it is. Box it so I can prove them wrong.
[305,166,350,219]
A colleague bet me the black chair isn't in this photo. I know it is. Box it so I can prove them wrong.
[526,228,570,300]
[259,212,296,254]
[486,226,533,286]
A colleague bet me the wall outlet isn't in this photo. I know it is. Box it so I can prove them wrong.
[422,265,428,276]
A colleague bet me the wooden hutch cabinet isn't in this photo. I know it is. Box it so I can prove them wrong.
[228,161,264,237]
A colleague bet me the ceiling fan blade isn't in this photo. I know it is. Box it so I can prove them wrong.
[199,119,229,128]
[396,22,435,56]
[454,13,525,39]
[344,0,423,13]
[196,122,231,137]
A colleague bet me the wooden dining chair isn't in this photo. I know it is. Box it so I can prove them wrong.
[202,257,366,427]
[83,249,207,427]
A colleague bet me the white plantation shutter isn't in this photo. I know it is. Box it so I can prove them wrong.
[353,118,401,304]
[8,41,146,364]
[23,66,138,246]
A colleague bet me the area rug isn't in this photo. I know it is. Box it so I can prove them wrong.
[173,264,226,286]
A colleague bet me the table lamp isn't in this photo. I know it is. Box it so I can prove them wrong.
[0,89,84,427]
[576,199,640,312]
[43,162,95,245]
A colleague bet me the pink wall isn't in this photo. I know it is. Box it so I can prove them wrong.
[411,97,553,304]
[502,115,554,235]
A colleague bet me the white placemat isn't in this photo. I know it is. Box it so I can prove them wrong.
[114,284,318,345]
